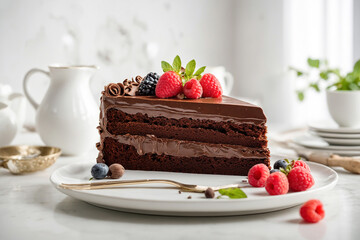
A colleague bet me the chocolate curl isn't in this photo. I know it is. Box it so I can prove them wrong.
[123,76,143,96]
[134,75,143,83]
[124,82,140,96]
[123,79,132,86]
[104,83,125,97]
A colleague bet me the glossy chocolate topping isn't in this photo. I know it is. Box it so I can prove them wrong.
[102,95,266,125]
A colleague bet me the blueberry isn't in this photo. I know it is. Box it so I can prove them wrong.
[274,159,288,170]
[270,169,280,174]
[91,163,109,179]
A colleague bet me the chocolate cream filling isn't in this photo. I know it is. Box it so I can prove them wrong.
[102,134,269,159]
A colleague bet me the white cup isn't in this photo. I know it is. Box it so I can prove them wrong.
[206,66,234,95]
[326,90,360,128]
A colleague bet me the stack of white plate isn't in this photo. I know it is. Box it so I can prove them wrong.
[292,121,360,156]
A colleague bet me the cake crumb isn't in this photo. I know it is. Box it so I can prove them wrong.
[187,196,192,199]
[178,190,182,194]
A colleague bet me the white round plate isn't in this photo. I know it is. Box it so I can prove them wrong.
[309,130,360,139]
[321,137,360,146]
[293,134,360,151]
[50,160,338,216]
[309,121,360,134]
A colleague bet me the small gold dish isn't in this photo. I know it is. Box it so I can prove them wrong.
[0,145,61,174]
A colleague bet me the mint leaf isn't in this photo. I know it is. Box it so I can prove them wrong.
[89,177,93,181]
[320,71,329,80]
[289,67,303,77]
[161,61,174,72]
[218,188,247,199]
[307,58,320,68]
[185,59,196,79]
[172,55,181,73]
[353,59,360,78]
[194,66,206,76]
[296,91,304,101]
[309,83,320,92]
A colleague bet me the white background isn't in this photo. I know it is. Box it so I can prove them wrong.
[0,0,359,129]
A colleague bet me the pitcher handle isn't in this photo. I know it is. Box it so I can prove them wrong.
[23,68,50,109]
[224,71,234,95]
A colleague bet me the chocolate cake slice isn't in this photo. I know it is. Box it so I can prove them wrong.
[96,86,270,176]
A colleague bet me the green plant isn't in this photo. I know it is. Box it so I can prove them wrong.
[290,58,360,101]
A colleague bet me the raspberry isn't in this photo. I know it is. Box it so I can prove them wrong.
[183,79,203,99]
[292,160,311,172]
[248,164,270,187]
[300,199,325,223]
[287,167,315,192]
[265,172,289,195]
[155,71,182,98]
[200,73,223,98]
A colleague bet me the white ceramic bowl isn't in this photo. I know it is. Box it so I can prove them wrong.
[326,90,360,128]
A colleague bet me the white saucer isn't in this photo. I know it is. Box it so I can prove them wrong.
[320,137,360,146]
[309,121,360,134]
[50,160,338,216]
[293,134,360,151]
[309,130,360,139]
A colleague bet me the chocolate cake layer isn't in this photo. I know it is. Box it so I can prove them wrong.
[100,137,270,176]
[97,92,270,176]
[106,109,267,147]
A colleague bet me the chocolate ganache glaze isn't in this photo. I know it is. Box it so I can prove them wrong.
[101,95,266,126]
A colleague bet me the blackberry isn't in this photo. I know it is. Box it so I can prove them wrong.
[137,72,160,96]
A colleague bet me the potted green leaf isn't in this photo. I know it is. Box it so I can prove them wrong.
[290,59,360,127]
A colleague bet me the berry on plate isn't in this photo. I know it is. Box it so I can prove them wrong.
[292,159,311,172]
[265,172,289,195]
[248,163,270,187]
[270,169,280,174]
[274,159,288,170]
[155,71,182,98]
[91,163,109,179]
[183,79,203,99]
[288,166,315,192]
[300,199,325,223]
[108,163,125,179]
[138,72,160,96]
[200,73,223,98]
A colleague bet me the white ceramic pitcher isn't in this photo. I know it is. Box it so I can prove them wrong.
[23,65,99,155]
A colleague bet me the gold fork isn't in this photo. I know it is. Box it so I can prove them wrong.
[60,179,243,192]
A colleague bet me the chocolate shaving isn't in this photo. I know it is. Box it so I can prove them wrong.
[134,75,143,83]
[123,76,143,96]
[104,83,125,97]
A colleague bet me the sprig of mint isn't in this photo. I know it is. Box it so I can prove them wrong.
[217,188,247,199]
[290,58,360,101]
[279,157,302,175]
[161,55,206,84]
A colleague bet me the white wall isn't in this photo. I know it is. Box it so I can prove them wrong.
[0,0,236,126]
[0,0,357,129]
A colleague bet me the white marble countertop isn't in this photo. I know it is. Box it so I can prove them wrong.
[0,131,359,240]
